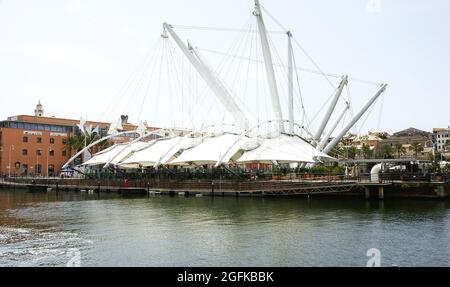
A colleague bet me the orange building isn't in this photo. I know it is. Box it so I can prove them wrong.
[0,102,156,177]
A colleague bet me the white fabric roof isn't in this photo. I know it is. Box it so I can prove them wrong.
[118,137,189,167]
[84,134,334,168]
[236,134,334,163]
[82,142,147,166]
[169,133,242,165]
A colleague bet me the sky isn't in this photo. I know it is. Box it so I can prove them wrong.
[0,0,449,135]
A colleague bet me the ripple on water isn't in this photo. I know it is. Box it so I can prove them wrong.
[0,226,92,267]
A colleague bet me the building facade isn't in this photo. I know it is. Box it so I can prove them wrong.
[0,102,152,177]
[433,128,450,152]
[380,127,432,159]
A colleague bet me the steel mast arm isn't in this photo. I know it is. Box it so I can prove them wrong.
[163,23,249,130]
[254,0,284,132]
[314,75,348,143]
[317,104,349,151]
[287,31,294,134]
[322,84,387,154]
[62,130,141,169]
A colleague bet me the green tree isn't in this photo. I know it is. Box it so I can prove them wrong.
[394,143,406,159]
[347,146,358,160]
[65,134,85,156]
[410,141,424,159]
[361,144,373,159]
[330,145,345,159]
[64,133,110,158]
[444,140,450,152]
[379,144,393,159]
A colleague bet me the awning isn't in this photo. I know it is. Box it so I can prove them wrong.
[169,133,243,166]
[118,137,189,168]
[82,142,147,166]
[236,134,334,164]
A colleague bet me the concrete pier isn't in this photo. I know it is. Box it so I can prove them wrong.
[378,186,384,199]
[1,178,449,199]
[365,188,370,199]
[360,183,391,200]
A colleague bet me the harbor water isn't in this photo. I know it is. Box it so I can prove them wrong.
[0,188,449,267]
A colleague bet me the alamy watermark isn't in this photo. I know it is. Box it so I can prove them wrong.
[66,248,81,267]
[366,0,382,13]
[366,248,381,267]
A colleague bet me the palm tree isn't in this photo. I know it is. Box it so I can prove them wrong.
[444,140,450,152]
[347,146,358,160]
[330,145,345,159]
[64,133,109,158]
[361,144,372,159]
[410,141,424,159]
[378,144,393,159]
[394,143,406,159]
[64,134,85,156]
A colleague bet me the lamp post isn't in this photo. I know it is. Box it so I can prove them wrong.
[46,147,52,178]
[9,145,14,178]
[425,139,436,170]
[36,150,40,177]
[46,148,49,178]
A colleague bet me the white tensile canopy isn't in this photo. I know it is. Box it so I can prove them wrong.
[118,136,191,168]
[236,134,334,164]
[169,133,243,166]
[83,133,334,168]
[82,142,147,167]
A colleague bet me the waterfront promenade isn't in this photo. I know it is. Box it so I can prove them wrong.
[1,175,449,199]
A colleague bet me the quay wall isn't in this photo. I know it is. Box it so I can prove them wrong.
[1,177,449,199]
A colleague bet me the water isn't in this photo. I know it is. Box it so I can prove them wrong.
[0,188,449,267]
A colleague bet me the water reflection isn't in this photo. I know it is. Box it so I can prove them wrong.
[0,188,449,266]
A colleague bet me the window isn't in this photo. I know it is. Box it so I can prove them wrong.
[49,150,54,157]
[22,149,28,156]
[36,149,42,156]
[62,138,67,145]
[23,136,28,143]
[62,150,67,157]
[37,137,42,143]
[48,164,55,176]
[21,164,28,176]
[50,138,55,144]
[35,164,42,175]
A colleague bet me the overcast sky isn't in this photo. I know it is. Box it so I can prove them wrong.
[0,0,449,134]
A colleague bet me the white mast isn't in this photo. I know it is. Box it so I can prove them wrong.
[287,31,294,134]
[314,75,348,144]
[253,0,284,132]
[322,84,387,154]
[163,23,250,130]
[316,104,349,151]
